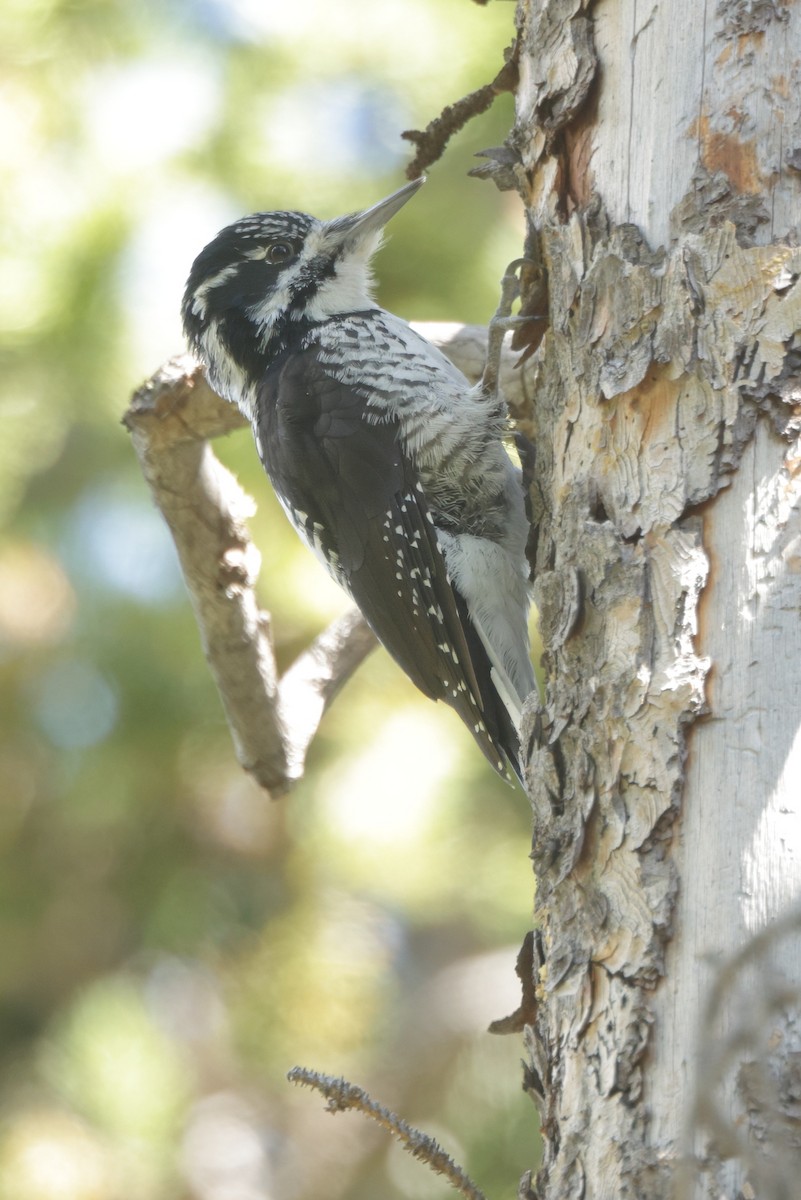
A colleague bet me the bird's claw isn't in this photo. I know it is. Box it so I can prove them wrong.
[480,258,541,400]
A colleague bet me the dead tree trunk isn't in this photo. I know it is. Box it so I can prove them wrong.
[512,2,801,1196]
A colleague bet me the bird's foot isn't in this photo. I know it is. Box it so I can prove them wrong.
[480,258,541,401]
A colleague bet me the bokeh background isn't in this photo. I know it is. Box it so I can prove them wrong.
[0,2,540,1197]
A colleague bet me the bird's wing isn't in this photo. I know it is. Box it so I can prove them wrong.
[254,345,519,778]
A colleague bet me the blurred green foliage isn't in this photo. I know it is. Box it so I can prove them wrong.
[0,1,541,1197]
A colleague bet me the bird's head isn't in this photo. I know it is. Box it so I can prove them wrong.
[181,178,425,408]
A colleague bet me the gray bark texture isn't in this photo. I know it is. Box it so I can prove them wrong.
[510,1,801,1197]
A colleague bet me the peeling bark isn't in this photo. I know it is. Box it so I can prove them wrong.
[512,1,801,1197]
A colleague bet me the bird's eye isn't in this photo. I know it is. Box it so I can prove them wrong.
[265,240,295,265]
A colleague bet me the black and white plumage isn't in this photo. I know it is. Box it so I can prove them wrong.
[182,178,535,781]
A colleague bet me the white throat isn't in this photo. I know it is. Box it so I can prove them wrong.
[201,320,254,417]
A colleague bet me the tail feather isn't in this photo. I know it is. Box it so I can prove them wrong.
[450,589,527,785]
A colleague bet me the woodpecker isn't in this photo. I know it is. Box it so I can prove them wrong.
[182,178,535,781]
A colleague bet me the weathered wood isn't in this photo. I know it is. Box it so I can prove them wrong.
[512,1,801,1196]
[591,0,801,250]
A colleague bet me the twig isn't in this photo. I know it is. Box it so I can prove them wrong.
[124,327,531,795]
[287,1066,490,1200]
[480,259,536,400]
[402,57,518,178]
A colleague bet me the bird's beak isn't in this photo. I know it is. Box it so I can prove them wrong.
[326,177,426,248]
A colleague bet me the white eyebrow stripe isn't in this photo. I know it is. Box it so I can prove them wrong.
[191,264,239,315]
